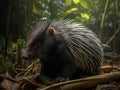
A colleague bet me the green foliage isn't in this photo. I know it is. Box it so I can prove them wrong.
[32,0,103,26]
[0,59,13,72]
[0,0,33,71]
[32,0,64,21]
[31,0,120,53]
[74,0,90,9]
[0,37,24,72]
[11,38,24,50]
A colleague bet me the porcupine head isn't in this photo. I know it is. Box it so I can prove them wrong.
[22,21,77,82]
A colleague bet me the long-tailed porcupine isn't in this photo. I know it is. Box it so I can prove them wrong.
[22,20,103,82]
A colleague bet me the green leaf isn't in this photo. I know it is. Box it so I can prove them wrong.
[0,59,12,71]
[65,0,72,6]
[47,0,51,3]
[12,43,17,50]
[81,13,90,20]
[79,0,89,9]
[4,60,13,69]
[66,7,78,14]
[73,0,80,4]
[17,38,23,46]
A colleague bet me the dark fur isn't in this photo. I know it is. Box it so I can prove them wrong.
[22,20,103,82]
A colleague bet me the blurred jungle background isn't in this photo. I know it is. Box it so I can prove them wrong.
[0,0,120,90]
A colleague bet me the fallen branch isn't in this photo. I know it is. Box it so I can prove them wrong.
[100,65,120,73]
[39,72,120,90]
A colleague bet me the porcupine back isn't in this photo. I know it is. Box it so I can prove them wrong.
[51,20,103,75]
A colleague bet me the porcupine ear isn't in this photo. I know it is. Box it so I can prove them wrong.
[46,26,56,36]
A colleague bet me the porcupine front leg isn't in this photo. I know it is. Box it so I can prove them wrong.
[54,48,76,82]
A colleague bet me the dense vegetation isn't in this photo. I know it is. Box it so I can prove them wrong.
[0,0,120,73]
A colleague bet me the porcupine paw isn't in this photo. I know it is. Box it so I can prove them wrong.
[54,76,70,82]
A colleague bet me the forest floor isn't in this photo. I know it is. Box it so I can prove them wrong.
[0,54,120,90]
[95,56,120,90]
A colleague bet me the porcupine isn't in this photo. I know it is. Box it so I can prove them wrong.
[22,20,103,82]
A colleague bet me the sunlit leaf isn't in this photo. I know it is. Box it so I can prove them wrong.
[81,13,90,20]
[73,0,80,4]
[66,7,78,14]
